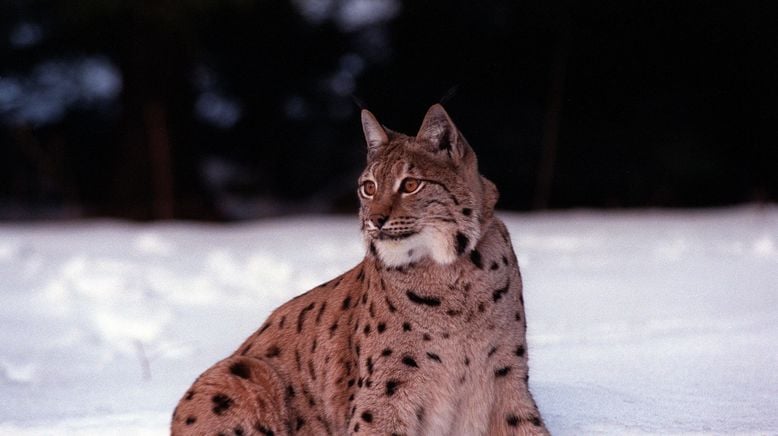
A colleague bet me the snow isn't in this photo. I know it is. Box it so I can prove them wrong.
[1,207,777,435]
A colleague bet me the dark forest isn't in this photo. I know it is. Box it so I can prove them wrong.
[1,0,776,220]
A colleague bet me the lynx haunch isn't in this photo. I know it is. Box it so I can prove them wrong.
[171,104,548,435]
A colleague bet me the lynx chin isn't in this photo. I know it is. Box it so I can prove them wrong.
[171,104,549,435]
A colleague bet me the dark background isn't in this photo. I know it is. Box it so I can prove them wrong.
[1,0,776,221]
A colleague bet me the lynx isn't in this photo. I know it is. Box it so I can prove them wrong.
[171,104,548,435]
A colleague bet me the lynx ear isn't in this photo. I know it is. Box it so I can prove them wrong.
[361,109,389,155]
[416,104,469,162]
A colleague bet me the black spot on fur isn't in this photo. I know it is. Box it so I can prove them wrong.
[507,415,519,427]
[297,303,315,333]
[490,261,499,270]
[426,352,442,363]
[381,348,393,357]
[402,322,412,332]
[357,268,365,282]
[487,346,498,358]
[465,356,470,366]
[185,390,194,401]
[229,362,250,379]
[531,416,543,426]
[495,366,512,377]
[446,309,462,317]
[265,345,281,358]
[492,280,510,302]
[329,322,338,337]
[402,356,418,367]
[363,324,371,336]
[366,356,374,374]
[502,255,509,266]
[258,323,271,335]
[470,249,483,269]
[388,264,409,274]
[406,290,441,307]
[369,242,377,257]
[515,345,526,357]
[385,296,397,313]
[515,311,522,322]
[386,379,399,396]
[462,208,472,216]
[478,302,485,313]
[234,426,245,436]
[285,385,295,398]
[455,232,469,255]
[315,302,327,324]
[354,422,360,432]
[255,424,274,436]
[296,417,305,430]
[185,416,196,425]
[416,406,426,424]
[278,316,286,329]
[211,394,233,415]
[361,411,373,423]
[342,295,352,310]
[377,322,386,333]
[294,349,302,371]
[422,333,431,341]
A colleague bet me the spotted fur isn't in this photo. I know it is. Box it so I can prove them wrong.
[171,104,548,435]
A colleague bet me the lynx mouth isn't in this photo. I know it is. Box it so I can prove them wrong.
[374,230,418,241]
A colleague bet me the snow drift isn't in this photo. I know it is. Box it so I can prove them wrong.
[0,207,776,435]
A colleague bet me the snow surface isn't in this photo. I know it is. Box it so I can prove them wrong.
[1,207,777,435]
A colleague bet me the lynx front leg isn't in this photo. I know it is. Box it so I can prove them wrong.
[486,355,549,436]
[172,356,291,436]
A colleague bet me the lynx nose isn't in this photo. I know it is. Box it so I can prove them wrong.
[369,214,388,229]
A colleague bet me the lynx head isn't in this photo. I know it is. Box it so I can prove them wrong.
[358,104,499,267]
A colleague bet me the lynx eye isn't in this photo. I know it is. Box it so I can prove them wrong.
[400,177,422,194]
[361,180,377,197]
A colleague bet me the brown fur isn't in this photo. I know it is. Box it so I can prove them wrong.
[171,104,548,435]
